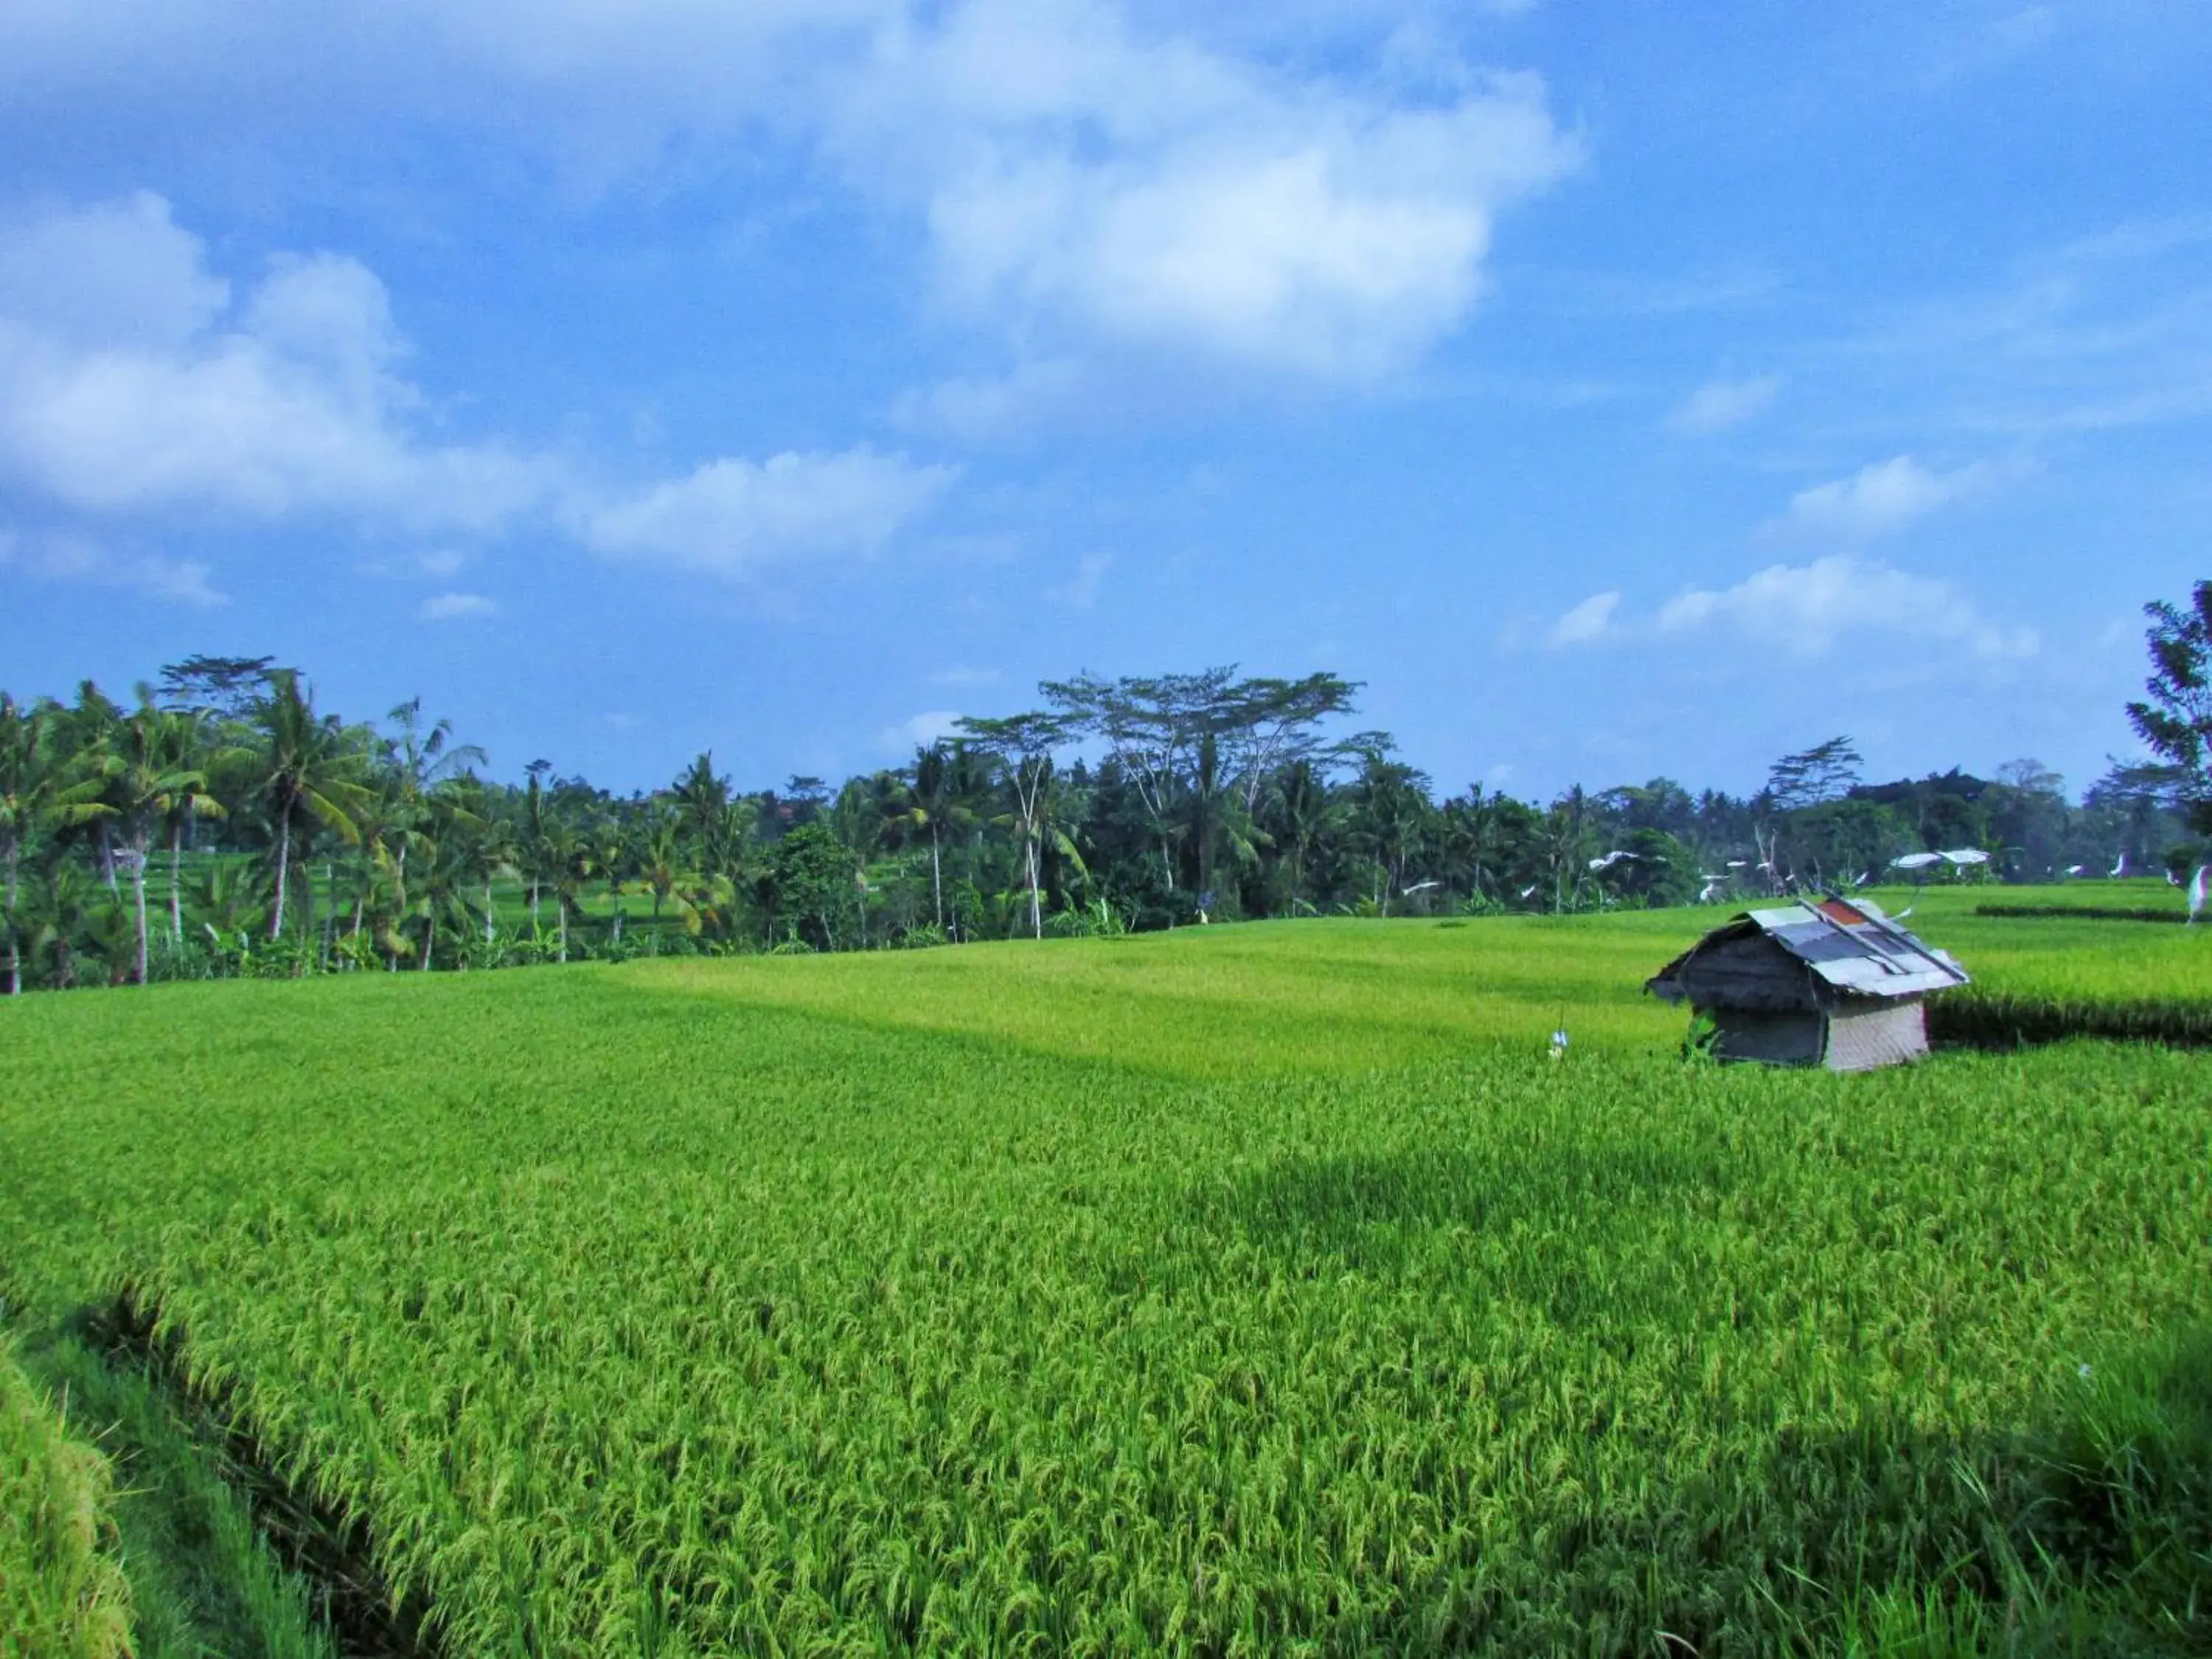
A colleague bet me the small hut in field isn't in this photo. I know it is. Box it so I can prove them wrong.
[1645,896,1968,1071]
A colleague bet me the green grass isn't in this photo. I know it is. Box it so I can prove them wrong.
[1,1339,132,1658]
[3,909,2209,1653]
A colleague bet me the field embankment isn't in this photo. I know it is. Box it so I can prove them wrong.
[1,909,2208,1653]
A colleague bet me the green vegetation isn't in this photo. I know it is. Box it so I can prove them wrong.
[1,1340,131,1658]
[4,911,2208,1653]
[4,654,2200,998]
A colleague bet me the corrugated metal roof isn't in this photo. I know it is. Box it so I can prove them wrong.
[1739,897,1968,998]
[1646,894,1968,1007]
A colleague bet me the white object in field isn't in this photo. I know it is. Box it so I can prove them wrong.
[1519,883,1538,899]
[1727,859,1748,869]
[1848,871,1868,888]
[2065,864,2084,876]
[2191,866,2208,922]
[1891,851,1944,871]
[1940,848,1989,866]
[1893,905,1913,919]
[1549,1028,1569,1060]
[1587,849,1638,871]
[1402,879,1440,895]
[2111,852,2126,877]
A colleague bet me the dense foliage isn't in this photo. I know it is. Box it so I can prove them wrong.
[2,653,2196,996]
[1,902,2208,1653]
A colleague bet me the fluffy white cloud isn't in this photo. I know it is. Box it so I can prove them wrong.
[1547,554,2038,660]
[2,4,1578,430]
[0,197,546,529]
[0,524,225,608]
[1656,557,2039,658]
[418,591,498,621]
[840,0,1579,412]
[578,449,955,577]
[0,195,959,592]
[1545,588,1618,645]
[1666,374,1778,434]
[1767,455,2007,543]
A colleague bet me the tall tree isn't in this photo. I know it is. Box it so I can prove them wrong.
[958,712,1074,939]
[2126,580,2212,833]
[903,742,978,940]
[244,672,372,942]
[105,694,216,984]
[1765,737,1864,810]
[670,752,734,868]
[1,696,108,995]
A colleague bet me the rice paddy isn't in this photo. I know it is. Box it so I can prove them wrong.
[1,901,2208,1653]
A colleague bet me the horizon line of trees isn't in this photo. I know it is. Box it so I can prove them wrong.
[4,613,2207,994]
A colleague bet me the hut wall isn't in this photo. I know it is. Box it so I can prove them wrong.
[1711,1009,1825,1066]
[1678,940,1818,1014]
[1822,1001,1929,1072]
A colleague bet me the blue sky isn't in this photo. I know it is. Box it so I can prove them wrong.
[1,1,2206,801]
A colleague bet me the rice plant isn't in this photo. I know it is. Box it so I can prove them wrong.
[1,915,2207,1652]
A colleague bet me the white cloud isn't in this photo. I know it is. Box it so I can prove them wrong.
[0,524,225,608]
[1,5,1579,431]
[0,192,227,352]
[0,195,960,588]
[1666,374,1779,434]
[930,664,1000,686]
[1766,454,2008,543]
[0,196,546,529]
[877,709,965,752]
[1545,589,1619,645]
[1548,556,2039,661]
[1658,556,2037,659]
[578,448,955,577]
[418,590,497,621]
[832,0,1581,423]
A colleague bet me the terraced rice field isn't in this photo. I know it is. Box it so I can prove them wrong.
[2,901,2208,1653]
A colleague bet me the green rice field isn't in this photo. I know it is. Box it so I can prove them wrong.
[3,899,2209,1653]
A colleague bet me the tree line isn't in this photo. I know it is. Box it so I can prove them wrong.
[2,620,2204,993]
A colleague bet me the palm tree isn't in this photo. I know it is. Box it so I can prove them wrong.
[244,672,372,942]
[1180,731,1268,914]
[669,753,732,870]
[56,682,125,891]
[630,806,687,955]
[382,698,488,880]
[905,742,978,939]
[827,776,886,948]
[1,695,108,995]
[1348,749,1431,916]
[540,820,594,963]
[1262,759,1342,916]
[104,694,216,984]
[406,807,496,970]
[153,703,235,947]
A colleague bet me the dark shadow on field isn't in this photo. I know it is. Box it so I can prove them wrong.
[1185,1141,1717,1292]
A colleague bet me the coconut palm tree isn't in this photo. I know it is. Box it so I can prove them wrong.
[1,695,109,995]
[1262,758,1343,916]
[630,805,687,955]
[244,671,372,942]
[153,703,236,947]
[104,694,217,984]
[904,742,979,939]
[669,752,732,870]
